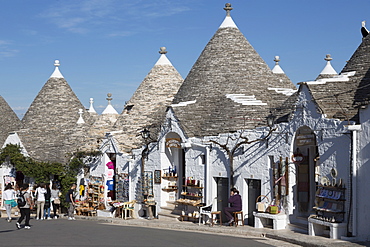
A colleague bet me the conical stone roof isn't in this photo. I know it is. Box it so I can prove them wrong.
[306,26,370,123]
[0,96,21,146]
[171,4,296,137]
[18,61,93,163]
[113,48,183,153]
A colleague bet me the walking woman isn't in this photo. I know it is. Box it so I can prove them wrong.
[51,183,60,219]
[3,183,16,222]
[16,183,34,229]
[35,183,47,220]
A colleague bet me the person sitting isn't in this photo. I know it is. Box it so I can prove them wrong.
[223,188,242,225]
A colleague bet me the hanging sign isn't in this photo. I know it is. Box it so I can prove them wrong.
[166,138,181,148]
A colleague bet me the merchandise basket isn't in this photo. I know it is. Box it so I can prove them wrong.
[255,195,269,212]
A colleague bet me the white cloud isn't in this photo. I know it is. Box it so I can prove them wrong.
[39,0,191,35]
[0,40,19,58]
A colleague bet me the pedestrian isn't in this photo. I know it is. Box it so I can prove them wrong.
[35,183,47,220]
[16,183,34,229]
[3,183,16,222]
[43,183,52,220]
[223,188,242,225]
[66,183,77,220]
[51,183,60,219]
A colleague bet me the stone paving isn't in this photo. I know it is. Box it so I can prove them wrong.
[75,215,368,247]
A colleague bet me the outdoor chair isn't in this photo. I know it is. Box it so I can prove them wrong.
[199,197,220,226]
[123,200,136,220]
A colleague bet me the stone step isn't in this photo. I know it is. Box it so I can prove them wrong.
[288,222,308,234]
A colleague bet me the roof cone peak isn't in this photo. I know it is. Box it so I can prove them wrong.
[224,3,233,17]
[77,109,85,124]
[320,54,337,75]
[88,98,97,113]
[272,55,285,74]
[102,93,118,114]
[50,59,64,78]
[155,47,173,66]
[220,3,238,29]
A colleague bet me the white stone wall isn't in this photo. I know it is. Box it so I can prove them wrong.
[356,106,370,241]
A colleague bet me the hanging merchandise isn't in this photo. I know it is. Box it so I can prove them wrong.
[107,169,114,180]
[106,180,114,191]
[106,161,114,169]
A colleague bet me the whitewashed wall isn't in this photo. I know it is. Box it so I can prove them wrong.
[356,106,370,241]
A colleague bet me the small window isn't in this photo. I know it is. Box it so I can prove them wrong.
[200,154,206,165]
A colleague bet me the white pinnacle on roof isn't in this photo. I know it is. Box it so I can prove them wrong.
[219,3,238,29]
[272,56,285,74]
[77,109,85,124]
[155,47,173,66]
[88,98,97,113]
[102,93,118,114]
[50,60,64,78]
[319,54,337,75]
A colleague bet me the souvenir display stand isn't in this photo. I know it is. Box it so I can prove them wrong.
[76,177,104,216]
[176,178,203,222]
[308,169,347,239]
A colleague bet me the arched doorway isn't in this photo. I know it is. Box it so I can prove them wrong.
[293,126,318,217]
[162,132,184,203]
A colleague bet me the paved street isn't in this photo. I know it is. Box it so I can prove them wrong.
[0,217,299,247]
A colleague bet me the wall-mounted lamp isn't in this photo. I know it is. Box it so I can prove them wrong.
[141,128,150,141]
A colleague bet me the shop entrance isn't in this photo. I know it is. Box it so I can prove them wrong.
[246,179,261,226]
[216,177,229,220]
[293,126,318,217]
[164,132,184,200]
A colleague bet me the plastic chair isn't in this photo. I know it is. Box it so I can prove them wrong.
[199,197,220,226]
[123,200,136,219]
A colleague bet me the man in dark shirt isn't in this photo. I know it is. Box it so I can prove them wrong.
[224,188,242,225]
[66,183,77,220]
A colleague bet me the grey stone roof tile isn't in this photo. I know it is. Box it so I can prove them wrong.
[0,96,21,146]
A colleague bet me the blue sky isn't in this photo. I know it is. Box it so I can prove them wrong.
[1,0,370,118]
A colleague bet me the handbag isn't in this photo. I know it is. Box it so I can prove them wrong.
[53,198,61,204]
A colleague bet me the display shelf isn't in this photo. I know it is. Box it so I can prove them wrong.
[162,176,178,179]
[162,187,178,192]
[182,185,204,189]
[313,185,346,223]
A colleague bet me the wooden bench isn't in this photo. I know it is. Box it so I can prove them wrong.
[253,212,287,230]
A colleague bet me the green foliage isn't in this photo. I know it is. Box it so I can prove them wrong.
[0,145,101,208]
[59,150,101,207]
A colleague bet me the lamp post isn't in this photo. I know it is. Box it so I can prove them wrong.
[140,128,150,200]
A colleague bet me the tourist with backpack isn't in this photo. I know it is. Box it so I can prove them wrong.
[16,184,33,229]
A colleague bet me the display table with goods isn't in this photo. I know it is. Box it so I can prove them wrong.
[253,212,287,230]
[308,217,347,239]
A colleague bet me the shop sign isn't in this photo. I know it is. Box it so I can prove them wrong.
[296,134,315,146]
[166,138,181,148]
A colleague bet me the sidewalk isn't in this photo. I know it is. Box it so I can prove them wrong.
[74,215,368,247]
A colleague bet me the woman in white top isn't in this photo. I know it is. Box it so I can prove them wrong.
[3,183,16,222]
[35,183,47,220]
